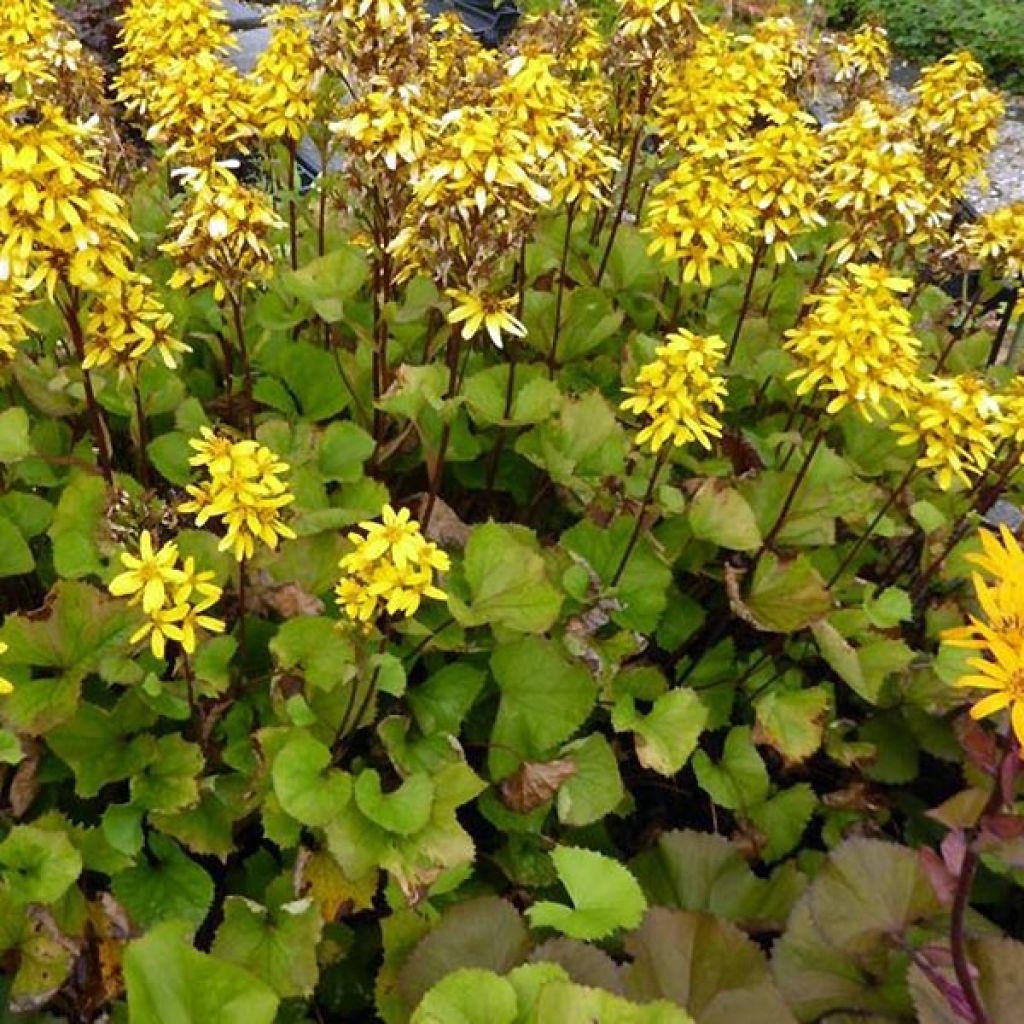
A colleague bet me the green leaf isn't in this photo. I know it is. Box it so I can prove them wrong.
[463,364,561,427]
[398,896,529,1009]
[47,473,107,579]
[271,732,352,827]
[281,341,351,421]
[279,246,367,323]
[0,515,33,576]
[748,784,817,862]
[556,734,624,827]
[354,769,434,836]
[0,407,32,463]
[124,918,280,1024]
[527,846,647,940]
[613,689,708,776]
[318,421,374,482]
[148,431,194,486]
[692,727,770,812]
[688,480,762,551]
[0,581,138,680]
[212,897,323,999]
[737,554,830,633]
[454,523,562,634]
[561,518,672,633]
[411,968,518,1024]
[130,735,204,813]
[0,825,82,905]
[753,687,829,764]
[409,664,487,736]
[489,638,598,780]
[631,829,799,927]
[773,838,942,1021]
[863,587,913,628]
[0,728,23,765]
[0,491,53,539]
[623,907,796,1024]
[47,696,156,797]
[269,617,355,692]
[112,835,214,931]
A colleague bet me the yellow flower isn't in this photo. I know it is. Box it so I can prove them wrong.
[108,531,186,614]
[161,164,282,303]
[445,290,527,349]
[178,598,226,655]
[954,635,1024,749]
[174,557,222,607]
[130,603,188,660]
[0,286,30,361]
[336,503,449,624]
[251,6,317,143]
[911,52,1003,196]
[945,527,1024,651]
[179,432,295,563]
[892,375,1002,491]
[643,154,755,286]
[621,329,728,452]
[959,202,1024,280]
[832,24,890,91]
[783,264,921,419]
[0,640,13,695]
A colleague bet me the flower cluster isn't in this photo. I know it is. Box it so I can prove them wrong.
[251,5,318,144]
[161,165,283,303]
[784,264,921,419]
[911,52,1004,197]
[336,504,449,623]
[108,530,225,658]
[958,202,1024,280]
[83,275,190,376]
[179,429,296,562]
[644,155,754,286]
[621,329,728,452]
[892,375,1001,491]
[832,24,890,98]
[945,526,1024,748]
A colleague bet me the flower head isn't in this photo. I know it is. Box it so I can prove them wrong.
[958,202,1024,280]
[445,289,526,349]
[620,329,728,452]
[251,6,317,143]
[891,375,1002,491]
[336,504,449,624]
[108,530,187,614]
[178,430,295,562]
[783,264,920,419]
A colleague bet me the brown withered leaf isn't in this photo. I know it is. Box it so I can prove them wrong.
[720,427,764,477]
[955,715,1001,776]
[500,758,578,814]
[10,737,43,818]
[251,572,324,619]
[418,495,469,548]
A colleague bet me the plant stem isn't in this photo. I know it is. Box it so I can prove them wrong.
[549,203,576,378]
[726,243,764,365]
[59,287,114,487]
[286,138,299,272]
[422,328,464,528]
[483,338,517,505]
[596,118,644,287]
[131,375,151,489]
[227,292,254,437]
[611,448,668,587]
[826,462,917,589]
[763,427,824,551]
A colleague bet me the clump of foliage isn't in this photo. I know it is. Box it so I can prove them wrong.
[826,0,1024,91]
[2,0,1024,1021]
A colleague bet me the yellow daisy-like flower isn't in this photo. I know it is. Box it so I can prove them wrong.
[108,531,186,614]
[129,603,188,660]
[959,202,1024,280]
[336,503,450,625]
[178,598,226,655]
[955,635,1024,750]
[620,329,728,453]
[445,289,527,349]
[891,375,1003,491]
[783,264,921,420]
[0,640,13,696]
